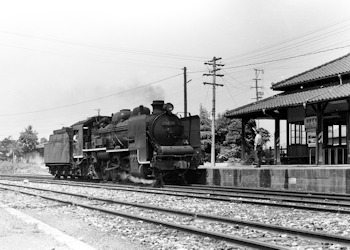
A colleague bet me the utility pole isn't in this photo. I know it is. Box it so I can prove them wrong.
[184,67,187,117]
[203,57,224,167]
[252,68,264,101]
[95,108,101,116]
[183,67,192,117]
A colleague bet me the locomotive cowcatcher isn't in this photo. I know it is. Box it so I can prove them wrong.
[44,100,201,186]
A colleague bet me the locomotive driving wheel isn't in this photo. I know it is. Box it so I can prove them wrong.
[110,168,119,183]
[106,156,121,183]
[87,163,99,179]
[152,168,164,188]
[101,162,110,182]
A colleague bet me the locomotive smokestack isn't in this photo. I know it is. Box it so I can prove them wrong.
[151,100,165,114]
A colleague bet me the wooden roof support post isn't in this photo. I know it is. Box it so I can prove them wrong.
[347,99,350,164]
[241,118,248,162]
[274,118,281,165]
[315,103,326,165]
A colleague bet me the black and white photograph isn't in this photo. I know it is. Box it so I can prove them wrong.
[1,0,350,249]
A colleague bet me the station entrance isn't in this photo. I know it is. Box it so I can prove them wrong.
[324,116,347,164]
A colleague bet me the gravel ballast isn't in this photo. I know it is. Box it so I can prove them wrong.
[1,180,350,249]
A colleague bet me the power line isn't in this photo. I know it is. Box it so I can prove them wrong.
[224,45,350,69]
[0,28,206,62]
[226,25,350,66]
[225,18,350,62]
[0,41,186,70]
[223,41,350,84]
[222,69,249,88]
[221,78,238,107]
[0,73,182,117]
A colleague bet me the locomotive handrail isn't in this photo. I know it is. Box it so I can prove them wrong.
[137,150,150,164]
[98,125,128,134]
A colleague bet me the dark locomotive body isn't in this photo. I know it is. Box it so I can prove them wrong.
[44,100,201,186]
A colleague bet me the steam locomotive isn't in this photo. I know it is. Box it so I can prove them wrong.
[44,100,201,186]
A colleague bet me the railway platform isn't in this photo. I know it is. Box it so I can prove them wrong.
[197,163,350,194]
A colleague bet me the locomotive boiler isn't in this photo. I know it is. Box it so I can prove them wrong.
[44,100,201,186]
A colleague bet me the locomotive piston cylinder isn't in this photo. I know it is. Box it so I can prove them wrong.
[96,152,111,160]
[156,146,194,156]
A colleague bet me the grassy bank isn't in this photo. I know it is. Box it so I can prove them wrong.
[0,161,49,175]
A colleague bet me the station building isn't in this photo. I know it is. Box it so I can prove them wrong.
[227,52,350,166]
[200,53,350,193]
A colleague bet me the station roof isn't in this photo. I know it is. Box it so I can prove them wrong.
[226,83,350,118]
[271,52,350,91]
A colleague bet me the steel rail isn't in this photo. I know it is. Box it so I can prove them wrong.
[1,178,350,214]
[159,187,350,208]
[182,184,350,201]
[2,174,350,201]
[0,185,288,250]
[1,182,350,246]
[3,174,350,202]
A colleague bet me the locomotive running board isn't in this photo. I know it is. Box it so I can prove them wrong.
[82,147,107,152]
[106,149,129,153]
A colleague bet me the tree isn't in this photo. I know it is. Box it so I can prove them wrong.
[199,104,211,151]
[0,136,22,161]
[40,137,48,144]
[199,105,213,162]
[199,105,271,163]
[215,113,243,161]
[214,113,271,163]
[18,125,39,154]
[216,112,242,146]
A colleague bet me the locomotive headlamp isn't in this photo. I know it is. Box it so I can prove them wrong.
[163,103,174,112]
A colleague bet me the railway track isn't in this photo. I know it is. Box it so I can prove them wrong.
[168,184,350,203]
[0,181,286,249]
[1,178,350,249]
[1,174,350,214]
[3,173,350,201]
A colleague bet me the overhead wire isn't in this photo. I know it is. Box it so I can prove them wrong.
[226,24,350,65]
[0,27,207,62]
[222,19,350,86]
[0,73,182,116]
[225,17,350,62]
[221,78,238,107]
[222,69,250,88]
[2,18,350,139]
[229,28,350,65]
[224,45,350,70]
[0,41,185,70]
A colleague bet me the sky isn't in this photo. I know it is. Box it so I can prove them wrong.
[0,0,350,141]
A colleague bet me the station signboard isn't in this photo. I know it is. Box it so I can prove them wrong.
[304,116,317,132]
[305,116,317,148]
[307,131,316,148]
